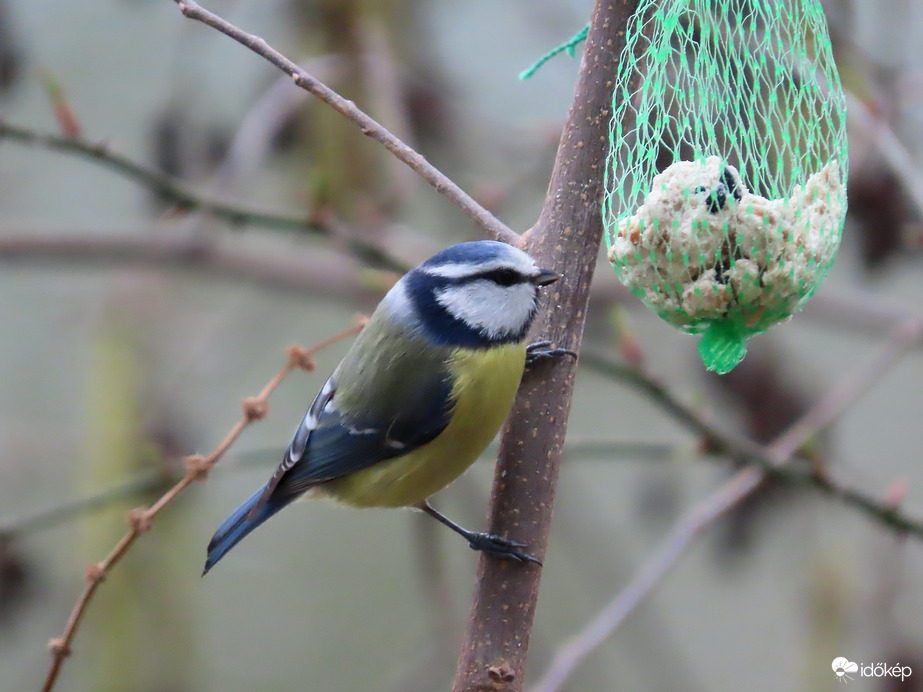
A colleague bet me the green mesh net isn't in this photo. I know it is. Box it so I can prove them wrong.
[603,0,848,374]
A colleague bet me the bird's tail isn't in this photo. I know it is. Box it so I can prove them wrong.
[204,485,287,575]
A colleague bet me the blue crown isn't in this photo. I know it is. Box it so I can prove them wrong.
[420,240,518,270]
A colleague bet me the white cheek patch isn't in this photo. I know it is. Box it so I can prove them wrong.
[435,281,537,339]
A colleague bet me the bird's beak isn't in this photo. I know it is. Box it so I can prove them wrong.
[534,268,563,286]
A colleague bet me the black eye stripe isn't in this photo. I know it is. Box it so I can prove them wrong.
[436,266,528,287]
[479,268,522,287]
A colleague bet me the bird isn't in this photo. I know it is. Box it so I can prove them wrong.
[204,240,568,574]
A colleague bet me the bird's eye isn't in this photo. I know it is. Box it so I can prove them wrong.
[484,268,521,287]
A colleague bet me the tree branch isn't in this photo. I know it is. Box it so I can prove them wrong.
[0,437,678,547]
[0,121,315,231]
[453,3,639,690]
[533,310,923,692]
[40,326,363,692]
[846,90,923,216]
[0,473,172,540]
[0,120,409,272]
[579,346,923,537]
[3,225,921,355]
[169,0,520,246]
[0,230,399,297]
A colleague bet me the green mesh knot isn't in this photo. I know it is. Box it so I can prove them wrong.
[602,0,848,373]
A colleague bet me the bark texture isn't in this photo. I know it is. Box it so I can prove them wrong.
[452,2,640,690]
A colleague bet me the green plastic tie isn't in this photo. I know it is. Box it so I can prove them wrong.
[519,23,589,81]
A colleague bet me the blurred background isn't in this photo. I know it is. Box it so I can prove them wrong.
[0,0,921,690]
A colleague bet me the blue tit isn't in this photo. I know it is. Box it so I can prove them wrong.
[204,240,566,574]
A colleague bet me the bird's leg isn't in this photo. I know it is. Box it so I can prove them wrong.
[418,501,541,565]
[525,340,577,368]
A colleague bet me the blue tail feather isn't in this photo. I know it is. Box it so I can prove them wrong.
[204,485,288,575]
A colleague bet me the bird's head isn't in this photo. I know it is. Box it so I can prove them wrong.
[399,240,562,348]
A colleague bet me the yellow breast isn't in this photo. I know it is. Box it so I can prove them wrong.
[323,342,526,508]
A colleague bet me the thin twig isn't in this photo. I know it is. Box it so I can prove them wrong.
[579,345,923,537]
[803,293,920,346]
[532,311,923,692]
[0,230,405,295]
[0,121,407,272]
[169,0,520,246]
[0,121,313,232]
[3,226,921,352]
[0,473,172,540]
[0,438,680,546]
[206,59,325,198]
[530,469,762,692]
[40,324,363,692]
[846,90,923,216]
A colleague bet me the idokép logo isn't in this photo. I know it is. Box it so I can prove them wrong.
[832,658,858,683]
[832,657,912,684]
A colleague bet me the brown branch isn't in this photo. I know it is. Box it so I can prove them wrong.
[532,311,923,692]
[0,230,400,297]
[846,90,923,216]
[5,228,920,357]
[0,121,311,231]
[169,0,520,247]
[40,324,364,692]
[452,3,638,691]
[0,438,672,549]
[579,346,923,538]
[802,293,922,346]
[0,473,173,540]
[0,121,408,272]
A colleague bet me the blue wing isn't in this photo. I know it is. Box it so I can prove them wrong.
[268,368,455,502]
[204,367,454,572]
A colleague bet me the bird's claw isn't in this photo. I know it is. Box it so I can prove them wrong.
[526,340,577,368]
[466,532,542,565]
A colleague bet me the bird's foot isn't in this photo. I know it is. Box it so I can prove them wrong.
[419,501,542,565]
[465,531,542,565]
[526,340,577,368]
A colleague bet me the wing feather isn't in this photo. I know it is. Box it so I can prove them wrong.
[247,372,337,520]
[250,365,455,515]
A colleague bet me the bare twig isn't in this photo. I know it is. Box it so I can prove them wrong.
[0,230,402,296]
[802,293,921,345]
[207,60,327,197]
[532,311,923,692]
[452,3,638,691]
[0,473,172,540]
[169,0,520,247]
[40,324,364,692]
[5,223,921,359]
[0,438,673,548]
[4,224,921,354]
[579,346,923,537]
[846,90,923,216]
[0,121,407,272]
[0,121,314,232]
